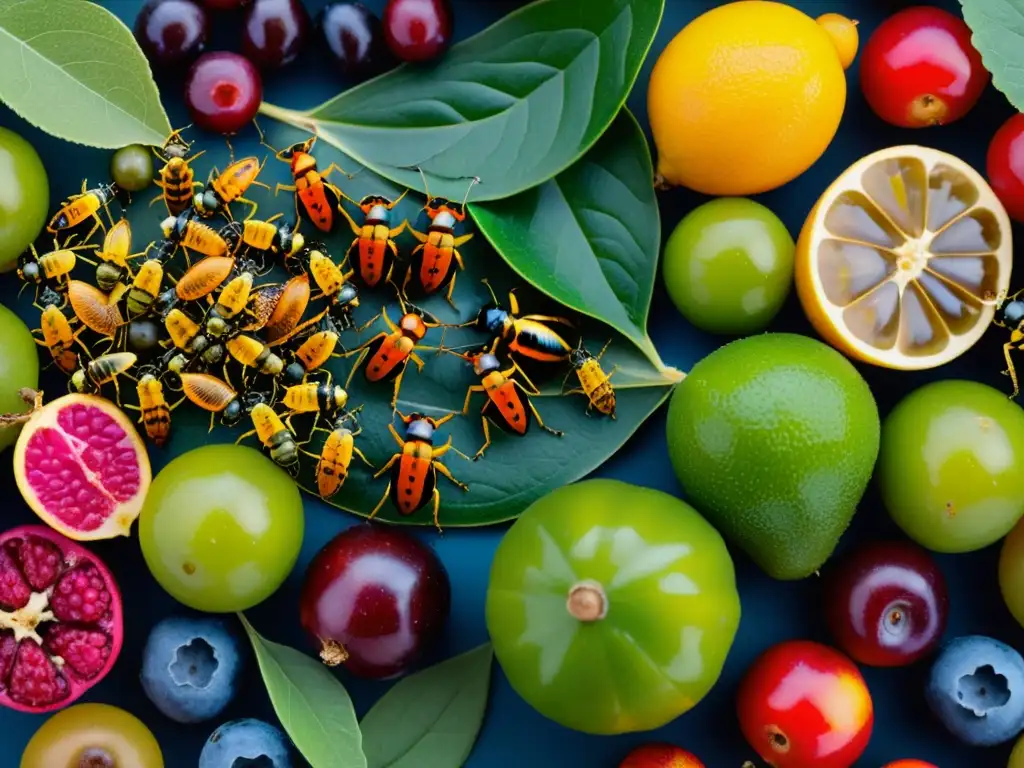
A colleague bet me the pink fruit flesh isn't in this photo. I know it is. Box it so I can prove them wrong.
[0,526,122,713]
[22,403,143,532]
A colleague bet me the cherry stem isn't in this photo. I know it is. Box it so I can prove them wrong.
[566,581,607,623]
[319,638,349,666]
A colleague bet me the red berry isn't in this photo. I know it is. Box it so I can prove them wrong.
[382,0,453,63]
[134,0,209,70]
[299,526,450,679]
[242,0,311,70]
[737,640,873,768]
[988,114,1024,222]
[320,2,394,79]
[184,52,263,135]
[860,7,989,127]
[825,541,948,667]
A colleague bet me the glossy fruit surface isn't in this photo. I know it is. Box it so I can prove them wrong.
[21,703,163,768]
[879,380,1024,553]
[662,197,794,335]
[14,394,150,540]
[382,0,453,62]
[816,13,858,70]
[134,0,208,69]
[242,0,310,70]
[825,541,948,666]
[883,762,938,768]
[185,52,263,135]
[737,640,873,768]
[141,615,243,723]
[988,114,1024,223]
[300,525,450,679]
[202,0,249,9]
[796,146,1012,370]
[1011,733,1024,767]
[860,7,988,128]
[926,635,1024,746]
[666,333,879,580]
[1001,518,1024,629]
[139,444,303,612]
[0,127,48,272]
[199,719,293,767]
[0,526,122,714]
[319,2,392,78]
[487,479,740,735]
[110,144,154,192]
[619,743,705,767]
[0,305,39,450]
[648,2,852,195]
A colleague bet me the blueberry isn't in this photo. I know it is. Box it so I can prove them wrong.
[199,718,294,767]
[926,634,1024,746]
[140,615,243,723]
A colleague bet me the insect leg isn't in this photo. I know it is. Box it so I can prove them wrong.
[510,360,542,395]
[518,387,563,437]
[461,385,484,415]
[234,427,258,445]
[473,415,492,461]
[452,233,473,247]
[336,204,362,237]
[443,272,459,311]
[430,488,443,533]
[434,460,468,490]
[367,483,392,521]
[372,453,399,480]
[235,196,260,221]
[342,346,370,391]
[1005,342,1020,399]
[351,446,374,470]
[390,368,406,409]
[433,435,471,463]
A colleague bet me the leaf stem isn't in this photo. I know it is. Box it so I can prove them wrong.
[258,101,318,134]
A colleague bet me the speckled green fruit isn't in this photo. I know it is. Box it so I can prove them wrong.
[138,444,304,613]
[662,197,794,335]
[0,127,48,272]
[879,380,1024,554]
[0,303,39,451]
[486,479,740,735]
[666,333,879,580]
[110,144,153,192]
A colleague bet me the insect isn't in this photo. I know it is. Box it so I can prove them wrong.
[18,241,97,307]
[47,181,119,242]
[193,156,267,220]
[157,211,231,265]
[562,339,617,418]
[94,219,143,293]
[34,305,87,374]
[264,273,312,343]
[405,173,478,307]
[68,280,125,338]
[179,372,264,432]
[125,260,164,318]
[444,341,563,460]
[123,373,181,447]
[270,135,347,232]
[280,381,350,432]
[160,307,221,376]
[69,352,137,402]
[220,215,303,275]
[470,280,573,365]
[281,315,344,383]
[205,271,254,338]
[338,191,408,289]
[307,247,361,330]
[300,409,372,500]
[343,303,438,409]
[996,292,1024,398]
[226,334,285,394]
[236,403,302,476]
[369,411,469,531]
[152,128,205,216]
[155,254,236,318]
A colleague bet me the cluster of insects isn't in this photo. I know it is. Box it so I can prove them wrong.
[18,127,618,529]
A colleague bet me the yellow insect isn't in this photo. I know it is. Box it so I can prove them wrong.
[236,403,301,476]
[152,127,205,216]
[226,335,285,394]
[69,352,137,402]
[194,156,268,220]
[179,372,261,432]
[18,241,97,306]
[562,340,617,418]
[47,181,119,242]
[280,381,349,432]
[123,373,182,447]
[159,212,231,265]
[282,323,343,384]
[300,409,372,500]
[221,215,303,271]
[205,272,254,338]
[94,219,145,293]
[126,260,164,318]
[307,249,351,300]
[34,305,87,374]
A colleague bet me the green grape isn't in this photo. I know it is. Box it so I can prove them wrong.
[110,144,154,192]
[0,126,48,272]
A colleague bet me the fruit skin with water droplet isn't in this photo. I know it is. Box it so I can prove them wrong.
[926,635,1024,746]
[21,702,163,767]
[0,304,38,451]
[486,479,740,735]
[860,7,988,128]
[0,525,123,714]
[879,380,1024,553]
[13,394,151,541]
[141,615,244,723]
[737,640,873,768]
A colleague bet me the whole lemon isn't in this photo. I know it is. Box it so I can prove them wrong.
[649,2,854,195]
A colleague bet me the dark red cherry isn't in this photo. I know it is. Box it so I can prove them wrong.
[382,0,453,63]
[300,526,450,679]
[135,0,209,69]
[319,2,393,79]
[184,52,263,135]
[242,0,311,70]
[825,541,949,667]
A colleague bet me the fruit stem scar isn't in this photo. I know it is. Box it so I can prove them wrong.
[319,637,349,666]
[566,580,607,622]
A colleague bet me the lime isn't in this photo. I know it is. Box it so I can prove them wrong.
[0,126,48,272]
[663,198,794,335]
[879,380,1024,553]
[666,333,879,580]
[0,304,39,451]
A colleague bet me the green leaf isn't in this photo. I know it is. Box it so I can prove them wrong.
[360,645,493,768]
[0,0,172,148]
[960,0,1024,112]
[472,109,660,361]
[259,0,664,201]
[240,614,367,768]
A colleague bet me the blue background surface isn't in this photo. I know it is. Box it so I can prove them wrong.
[1,0,1022,765]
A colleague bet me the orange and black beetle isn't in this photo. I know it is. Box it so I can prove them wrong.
[270,136,347,233]
[338,191,408,290]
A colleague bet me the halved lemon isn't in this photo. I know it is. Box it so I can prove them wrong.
[796,146,1012,370]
